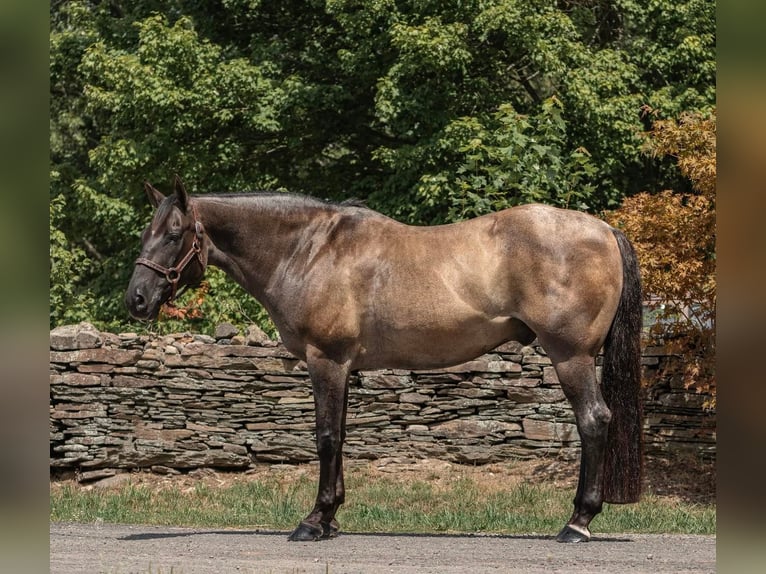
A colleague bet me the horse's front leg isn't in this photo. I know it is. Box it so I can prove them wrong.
[288,349,350,542]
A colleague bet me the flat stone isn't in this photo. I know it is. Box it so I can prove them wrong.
[151,465,181,475]
[542,366,560,385]
[75,364,115,373]
[134,424,196,441]
[50,348,142,366]
[452,446,495,464]
[522,355,552,365]
[51,407,106,419]
[223,444,248,455]
[431,419,520,439]
[361,373,412,389]
[446,387,498,399]
[507,387,565,404]
[56,373,104,387]
[111,375,157,388]
[493,340,525,354]
[522,418,579,442]
[215,323,239,340]
[399,392,430,404]
[245,324,274,346]
[186,422,236,434]
[50,322,103,351]
[78,468,117,482]
[91,473,133,489]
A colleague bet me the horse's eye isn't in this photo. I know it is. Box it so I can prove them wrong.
[167,233,181,243]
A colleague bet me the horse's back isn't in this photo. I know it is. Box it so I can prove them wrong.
[356,203,620,310]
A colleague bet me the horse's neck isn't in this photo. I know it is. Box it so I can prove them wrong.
[195,195,324,297]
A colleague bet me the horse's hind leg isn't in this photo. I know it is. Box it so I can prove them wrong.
[550,354,612,542]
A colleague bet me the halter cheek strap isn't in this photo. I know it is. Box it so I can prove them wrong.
[135,203,207,305]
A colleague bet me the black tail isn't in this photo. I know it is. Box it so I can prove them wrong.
[602,228,643,503]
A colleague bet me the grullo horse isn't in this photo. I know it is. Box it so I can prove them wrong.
[126,178,643,543]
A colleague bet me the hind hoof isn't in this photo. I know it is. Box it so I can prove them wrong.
[288,521,324,542]
[322,519,340,539]
[556,524,591,543]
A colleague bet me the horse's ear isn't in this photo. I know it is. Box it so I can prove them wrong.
[174,175,189,213]
[144,181,165,209]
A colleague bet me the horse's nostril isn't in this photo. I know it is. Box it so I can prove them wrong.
[134,290,146,310]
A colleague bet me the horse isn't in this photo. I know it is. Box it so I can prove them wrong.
[126,176,643,543]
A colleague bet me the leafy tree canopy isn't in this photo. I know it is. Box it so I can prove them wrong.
[50,0,715,333]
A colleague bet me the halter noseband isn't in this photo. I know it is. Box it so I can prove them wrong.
[134,203,207,305]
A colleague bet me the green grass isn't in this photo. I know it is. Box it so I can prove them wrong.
[50,470,715,536]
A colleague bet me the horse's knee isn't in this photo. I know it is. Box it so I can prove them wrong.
[595,404,612,427]
[578,405,611,439]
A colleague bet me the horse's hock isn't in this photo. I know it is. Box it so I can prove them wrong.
[50,322,715,477]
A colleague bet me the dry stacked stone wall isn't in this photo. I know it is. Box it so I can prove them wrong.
[50,323,715,479]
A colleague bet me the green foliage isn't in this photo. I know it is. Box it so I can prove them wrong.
[80,14,285,192]
[617,0,716,114]
[49,192,93,326]
[415,97,598,223]
[50,0,716,333]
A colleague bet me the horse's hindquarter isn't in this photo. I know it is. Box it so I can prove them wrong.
[289,204,622,369]
[492,204,624,359]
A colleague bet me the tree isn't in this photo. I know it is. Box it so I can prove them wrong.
[606,110,716,406]
[50,1,716,333]
[414,97,598,223]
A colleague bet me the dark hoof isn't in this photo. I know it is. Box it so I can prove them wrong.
[555,524,591,543]
[287,521,324,542]
[287,520,340,541]
[322,519,340,539]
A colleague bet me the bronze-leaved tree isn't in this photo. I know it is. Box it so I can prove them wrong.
[607,110,716,406]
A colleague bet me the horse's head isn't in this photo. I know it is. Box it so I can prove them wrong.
[125,177,208,320]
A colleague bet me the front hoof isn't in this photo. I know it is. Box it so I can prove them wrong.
[555,524,591,543]
[288,521,324,542]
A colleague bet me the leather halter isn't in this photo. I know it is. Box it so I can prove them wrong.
[134,202,207,305]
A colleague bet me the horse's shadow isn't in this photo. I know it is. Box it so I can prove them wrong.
[120,530,633,543]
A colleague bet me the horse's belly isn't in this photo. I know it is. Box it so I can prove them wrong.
[354,314,530,371]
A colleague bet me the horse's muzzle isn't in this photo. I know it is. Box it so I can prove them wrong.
[125,285,162,321]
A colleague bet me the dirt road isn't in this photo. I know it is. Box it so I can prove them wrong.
[50,522,715,573]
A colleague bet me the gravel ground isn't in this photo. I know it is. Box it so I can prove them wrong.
[50,522,715,574]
